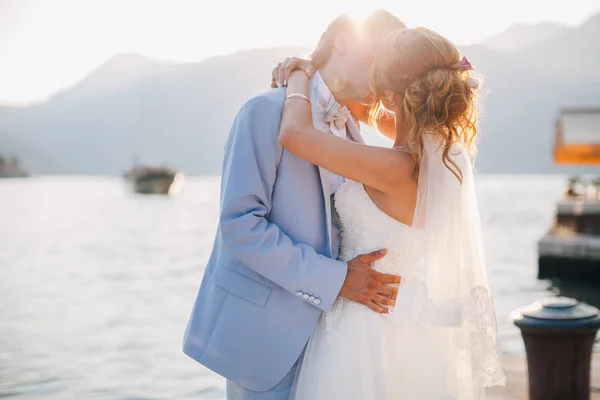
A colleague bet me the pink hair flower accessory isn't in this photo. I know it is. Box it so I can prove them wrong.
[457,56,474,71]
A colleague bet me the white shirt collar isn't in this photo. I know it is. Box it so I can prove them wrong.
[311,70,360,129]
[311,70,336,111]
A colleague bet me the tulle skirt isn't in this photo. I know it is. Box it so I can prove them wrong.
[291,302,461,400]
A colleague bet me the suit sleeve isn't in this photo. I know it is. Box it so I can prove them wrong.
[218,94,347,312]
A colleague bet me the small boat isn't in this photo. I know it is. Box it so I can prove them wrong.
[124,164,184,195]
[0,154,28,178]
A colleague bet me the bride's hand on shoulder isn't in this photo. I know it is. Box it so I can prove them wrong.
[271,57,315,88]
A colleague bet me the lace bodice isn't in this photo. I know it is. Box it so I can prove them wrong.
[324,180,411,333]
[335,180,411,273]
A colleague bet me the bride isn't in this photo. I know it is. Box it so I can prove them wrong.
[276,27,506,399]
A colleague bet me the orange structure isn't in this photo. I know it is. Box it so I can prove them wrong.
[554,108,600,164]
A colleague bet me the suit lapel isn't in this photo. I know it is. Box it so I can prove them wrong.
[316,120,362,257]
[317,167,333,256]
[309,75,334,257]
[309,72,364,257]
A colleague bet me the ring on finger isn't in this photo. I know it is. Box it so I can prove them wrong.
[279,64,287,85]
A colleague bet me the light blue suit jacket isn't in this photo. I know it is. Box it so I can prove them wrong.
[183,86,362,392]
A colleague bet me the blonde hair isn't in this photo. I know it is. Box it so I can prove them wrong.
[310,10,405,69]
[370,27,479,183]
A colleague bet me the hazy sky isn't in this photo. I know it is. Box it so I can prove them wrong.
[1,0,600,105]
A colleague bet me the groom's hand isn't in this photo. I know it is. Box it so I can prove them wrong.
[339,249,401,314]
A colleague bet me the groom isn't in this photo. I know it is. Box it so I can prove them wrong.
[183,10,405,399]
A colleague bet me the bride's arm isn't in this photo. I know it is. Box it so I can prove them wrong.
[279,71,413,194]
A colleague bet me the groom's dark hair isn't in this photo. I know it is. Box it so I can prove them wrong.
[309,10,405,69]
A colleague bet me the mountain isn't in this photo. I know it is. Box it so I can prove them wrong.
[510,13,600,82]
[49,53,181,104]
[0,14,599,175]
[0,47,309,175]
[472,12,600,173]
[480,22,569,52]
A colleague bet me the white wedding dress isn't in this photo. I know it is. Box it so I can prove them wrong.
[292,143,506,399]
[292,180,416,399]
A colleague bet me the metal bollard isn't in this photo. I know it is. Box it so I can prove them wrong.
[510,297,600,400]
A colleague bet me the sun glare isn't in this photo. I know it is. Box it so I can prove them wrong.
[1,0,599,104]
[346,4,381,22]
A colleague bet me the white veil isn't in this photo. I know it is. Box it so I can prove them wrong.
[389,135,506,399]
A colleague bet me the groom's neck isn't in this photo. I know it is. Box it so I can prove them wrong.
[319,65,353,105]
